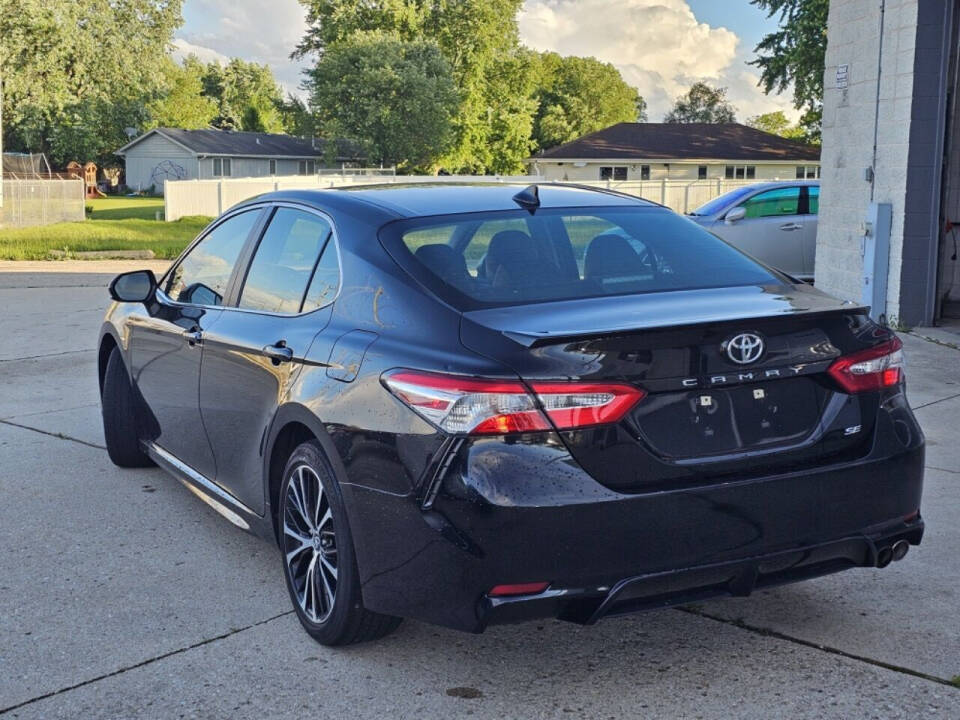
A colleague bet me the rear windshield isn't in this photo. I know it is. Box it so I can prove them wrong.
[380,206,781,310]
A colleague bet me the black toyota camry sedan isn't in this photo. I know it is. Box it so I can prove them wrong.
[99,183,924,645]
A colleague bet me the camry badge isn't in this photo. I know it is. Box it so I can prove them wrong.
[725,333,765,365]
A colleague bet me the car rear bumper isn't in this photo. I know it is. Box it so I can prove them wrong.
[342,431,925,634]
[482,519,923,628]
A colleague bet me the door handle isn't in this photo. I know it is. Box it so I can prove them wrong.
[182,329,203,346]
[263,342,294,364]
[779,223,802,231]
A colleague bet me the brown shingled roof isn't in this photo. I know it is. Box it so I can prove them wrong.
[533,123,820,162]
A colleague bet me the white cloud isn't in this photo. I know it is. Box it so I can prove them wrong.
[175,0,310,97]
[171,38,230,66]
[174,0,798,119]
[518,0,798,122]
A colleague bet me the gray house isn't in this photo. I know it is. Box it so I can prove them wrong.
[116,128,358,194]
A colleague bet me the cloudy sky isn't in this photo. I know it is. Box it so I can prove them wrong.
[175,0,798,122]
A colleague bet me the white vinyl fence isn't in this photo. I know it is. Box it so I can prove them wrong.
[164,174,755,221]
[164,174,545,221]
[0,178,85,228]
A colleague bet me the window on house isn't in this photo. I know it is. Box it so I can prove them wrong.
[639,165,650,181]
[698,166,708,180]
[600,166,628,181]
[213,158,231,177]
[726,165,755,180]
[269,160,277,175]
[797,165,820,179]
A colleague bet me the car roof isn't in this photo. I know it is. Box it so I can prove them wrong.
[236,182,654,221]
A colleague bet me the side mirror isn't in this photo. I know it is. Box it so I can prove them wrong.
[725,207,746,224]
[109,270,157,303]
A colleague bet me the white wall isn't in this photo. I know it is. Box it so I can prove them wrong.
[532,161,817,183]
[164,174,544,221]
[164,174,760,221]
[124,134,199,193]
[197,157,310,180]
[816,0,921,324]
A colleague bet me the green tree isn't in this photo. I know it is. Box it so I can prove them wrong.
[306,32,458,169]
[751,0,828,142]
[296,0,534,173]
[0,0,183,163]
[202,59,285,133]
[531,52,644,151]
[746,110,807,140]
[664,82,737,123]
[146,57,218,131]
[279,96,322,139]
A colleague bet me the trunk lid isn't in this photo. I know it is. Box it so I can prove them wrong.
[460,283,879,491]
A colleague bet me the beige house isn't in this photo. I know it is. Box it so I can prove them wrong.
[528,123,821,183]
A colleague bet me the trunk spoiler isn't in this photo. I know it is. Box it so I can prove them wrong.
[463,285,869,348]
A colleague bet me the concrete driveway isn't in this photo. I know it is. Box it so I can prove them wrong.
[1,262,958,719]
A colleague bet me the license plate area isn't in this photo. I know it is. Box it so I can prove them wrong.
[634,378,823,459]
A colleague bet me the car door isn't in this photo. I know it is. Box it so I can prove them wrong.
[800,185,820,279]
[127,208,265,479]
[716,186,806,277]
[198,205,340,514]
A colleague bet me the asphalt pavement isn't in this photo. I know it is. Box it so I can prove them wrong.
[1,261,958,719]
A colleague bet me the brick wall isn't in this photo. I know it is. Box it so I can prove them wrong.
[817,0,919,323]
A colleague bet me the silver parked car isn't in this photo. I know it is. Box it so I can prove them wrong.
[688,181,820,282]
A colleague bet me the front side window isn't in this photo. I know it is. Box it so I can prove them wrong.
[807,186,820,215]
[382,207,779,310]
[239,208,333,314]
[165,210,261,305]
[741,187,801,218]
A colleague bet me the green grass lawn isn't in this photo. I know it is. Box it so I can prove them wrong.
[0,196,212,260]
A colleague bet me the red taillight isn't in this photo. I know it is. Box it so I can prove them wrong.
[827,337,905,393]
[382,370,645,435]
[489,582,550,597]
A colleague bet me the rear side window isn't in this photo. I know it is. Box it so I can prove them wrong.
[382,207,780,310]
[165,209,260,306]
[302,239,340,311]
[239,208,333,314]
[741,187,800,218]
[807,186,820,215]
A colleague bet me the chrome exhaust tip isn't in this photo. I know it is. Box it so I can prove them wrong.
[891,539,910,562]
[876,547,893,568]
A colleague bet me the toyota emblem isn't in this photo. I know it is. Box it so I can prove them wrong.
[725,333,765,365]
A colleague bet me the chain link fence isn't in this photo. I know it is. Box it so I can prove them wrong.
[0,178,86,228]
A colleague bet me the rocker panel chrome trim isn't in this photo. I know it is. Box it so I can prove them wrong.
[144,442,254,531]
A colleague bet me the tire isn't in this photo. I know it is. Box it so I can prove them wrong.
[279,439,402,646]
[101,347,153,468]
